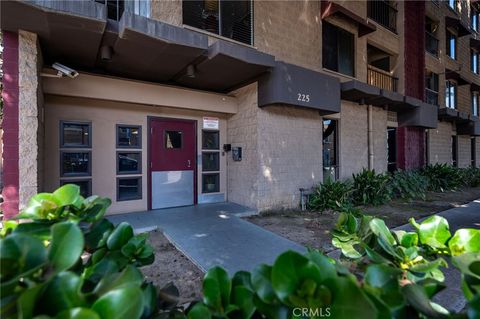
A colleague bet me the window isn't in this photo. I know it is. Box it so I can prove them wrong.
[446,30,457,59]
[472,49,479,74]
[323,119,338,181]
[202,130,220,193]
[425,17,439,56]
[60,121,91,148]
[182,0,253,45]
[117,125,141,148]
[95,0,150,20]
[165,131,182,149]
[387,128,397,172]
[472,6,479,31]
[116,124,143,201]
[448,0,457,11]
[61,179,92,198]
[117,177,142,201]
[452,135,458,167]
[367,0,397,32]
[322,22,355,76]
[472,137,477,167]
[473,91,479,116]
[445,80,457,109]
[425,71,439,105]
[117,152,142,174]
[59,121,92,189]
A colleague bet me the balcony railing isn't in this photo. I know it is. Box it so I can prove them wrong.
[425,31,439,56]
[367,65,398,92]
[425,88,439,105]
[367,0,397,32]
[94,0,150,21]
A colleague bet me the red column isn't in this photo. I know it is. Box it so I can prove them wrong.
[398,1,427,170]
[2,31,20,219]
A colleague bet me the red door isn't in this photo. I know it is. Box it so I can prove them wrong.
[149,118,196,209]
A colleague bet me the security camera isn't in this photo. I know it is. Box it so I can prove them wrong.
[52,62,79,78]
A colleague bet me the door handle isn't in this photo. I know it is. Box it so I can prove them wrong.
[187,160,191,168]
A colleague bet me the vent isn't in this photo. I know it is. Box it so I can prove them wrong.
[388,111,398,122]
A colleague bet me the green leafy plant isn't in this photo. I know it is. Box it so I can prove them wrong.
[459,167,480,188]
[421,163,463,192]
[388,170,428,201]
[308,178,353,211]
[352,169,392,206]
[0,184,182,319]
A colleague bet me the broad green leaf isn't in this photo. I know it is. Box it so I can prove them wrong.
[410,258,448,274]
[56,308,101,319]
[141,283,158,317]
[251,265,276,303]
[402,284,447,318]
[38,272,86,315]
[364,264,402,289]
[84,219,114,251]
[306,250,337,281]
[91,285,144,319]
[231,285,255,319]
[106,223,134,250]
[48,222,84,271]
[332,238,363,259]
[369,219,396,246]
[93,265,144,296]
[417,278,446,298]
[271,251,323,303]
[13,222,53,241]
[394,230,418,248]
[415,216,451,249]
[18,284,45,319]
[53,184,81,207]
[448,229,480,256]
[188,303,212,319]
[202,266,231,312]
[468,294,480,319]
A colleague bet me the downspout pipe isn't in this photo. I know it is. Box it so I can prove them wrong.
[368,105,374,170]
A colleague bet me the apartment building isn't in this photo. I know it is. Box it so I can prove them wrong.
[1,0,478,217]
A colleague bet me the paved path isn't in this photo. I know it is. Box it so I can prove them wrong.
[108,202,305,274]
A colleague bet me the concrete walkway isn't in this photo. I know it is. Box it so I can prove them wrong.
[108,202,305,274]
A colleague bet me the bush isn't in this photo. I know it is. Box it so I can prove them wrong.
[422,163,463,192]
[389,170,428,200]
[0,185,182,319]
[308,178,353,211]
[459,167,480,187]
[352,169,392,206]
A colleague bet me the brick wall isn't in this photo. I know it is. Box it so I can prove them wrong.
[429,122,454,164]
[458,135,471,167]
[1,31,20,219]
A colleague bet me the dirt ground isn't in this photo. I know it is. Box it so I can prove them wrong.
[142,230,204,304]
[245,187,480,253]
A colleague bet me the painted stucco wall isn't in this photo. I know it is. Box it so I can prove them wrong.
[44,95,228,215]
[18,30,43,208]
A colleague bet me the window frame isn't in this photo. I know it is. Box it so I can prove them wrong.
[446,29,457,60]
[60,121,92,149]
[202,130,220,150]
[452,135,458,167]
[60,179,92,197]
[445,80,457,109]
[322,21,355,77]
[472,6,479,32]
[473,91,479,116]
[117,177,143,201]
[60,150,92,177]
[116,151,142,175]
[202,151,220,172]
[202,173,220,194]
[472,49,479,74]
[116,124,142,149]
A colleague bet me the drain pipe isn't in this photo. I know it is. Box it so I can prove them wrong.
[368,105,374,170]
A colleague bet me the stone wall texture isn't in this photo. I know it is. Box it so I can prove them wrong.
[18,31,41,208]
[457,135,471,168]
[428,122,454,165]
[150,0,182,26]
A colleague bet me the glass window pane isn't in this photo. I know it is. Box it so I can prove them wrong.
[165,131,182,149]
[202,173,220,193]
[61,152,90,176]
[61,180,91,197]
[118,177,142,201]
[61,122,90,147]
[202,131,220,149]
[117,126,141,148]
[202,152,220,171]
[117,152,141,174]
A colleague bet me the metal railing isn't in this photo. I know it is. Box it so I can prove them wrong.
[425,88,439,105]
[367,0,397,32]
[94,0,150,21]
[367,65,398,92]
[425,31,439,56]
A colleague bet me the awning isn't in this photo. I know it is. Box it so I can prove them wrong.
[445,16,472,37]
[258,61,340,114]
[177,40,275,92]
[438,107,460,121]
[321,1,376,37]
[398,102,438,129]
[457,119,480,136]
[101,12,208,83]
[471,38,480,50]
[341,80,381,103]
[0,0,107,67]
[446,69,470,85]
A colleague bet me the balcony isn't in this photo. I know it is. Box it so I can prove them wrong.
[425,31,439,56]
[94,0,150,20]
[367,0,397,32]
[367,65,398,92]
[425,88,439,105]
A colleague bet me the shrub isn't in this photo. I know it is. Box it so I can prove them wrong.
[459,167,480,187]
[308,178,353,211]
[0,185,182,319]
[422,163,463,192]
[389,170,428,200]
[352,169,392,206]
